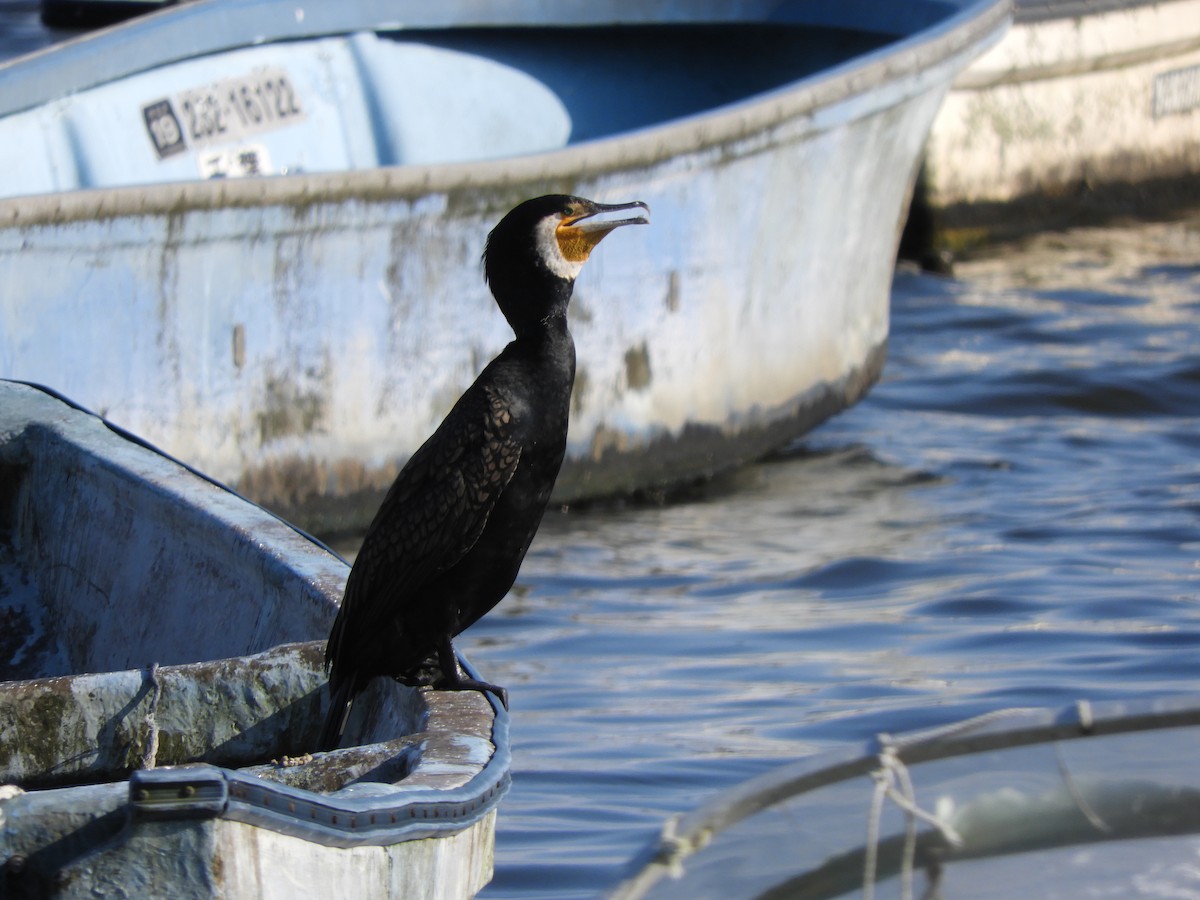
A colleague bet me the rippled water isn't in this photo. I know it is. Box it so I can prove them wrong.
[454,216,1200,897]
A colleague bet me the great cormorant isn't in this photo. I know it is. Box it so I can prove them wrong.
[319,195,649,751]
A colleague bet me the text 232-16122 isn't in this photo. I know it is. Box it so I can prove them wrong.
[143,68,305,159]
[179,72,304,144]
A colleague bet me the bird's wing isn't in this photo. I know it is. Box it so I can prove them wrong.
[326,383,521,671]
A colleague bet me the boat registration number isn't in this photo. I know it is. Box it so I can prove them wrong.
[142,67,305,159]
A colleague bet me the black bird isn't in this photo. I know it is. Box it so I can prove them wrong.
[319,195,649,751]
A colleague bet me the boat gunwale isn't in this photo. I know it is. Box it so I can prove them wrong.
[0,0,1011,226]
[1013,0,1196,24]
[955,0,1200,89]
[608,694,1200,899]
[130,676,512,848]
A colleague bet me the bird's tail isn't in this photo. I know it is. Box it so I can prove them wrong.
[317,677,356,752]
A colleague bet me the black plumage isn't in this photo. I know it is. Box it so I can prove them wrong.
[319,195,649,751]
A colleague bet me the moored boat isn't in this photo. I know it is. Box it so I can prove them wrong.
[611,696,1200,899]
[0,0,1011,534]
[0,380,507,898]
[920,0,1200,242]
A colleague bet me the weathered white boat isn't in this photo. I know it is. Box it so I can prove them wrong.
[0,0,1011,534]
[611,697,1200,899]
[0,380,507,898]
[921,0,1200,238]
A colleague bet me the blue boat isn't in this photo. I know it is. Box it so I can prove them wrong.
[0,0,1011,534]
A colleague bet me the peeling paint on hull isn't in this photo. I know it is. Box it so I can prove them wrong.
[242,340,889,535]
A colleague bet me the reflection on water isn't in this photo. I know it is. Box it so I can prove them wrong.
[459,214,1200,897]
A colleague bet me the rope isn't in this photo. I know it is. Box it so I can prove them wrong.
[863,705,1101,897]
[1076,698,1094,732]
[654,814,711,879]
[863,760,888,900]
[1055,742,1110,834]
[863,735,964,900]
[139,663,162,770]
[893,749,920,898]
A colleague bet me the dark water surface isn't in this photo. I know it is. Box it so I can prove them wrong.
[457,216,1200,897]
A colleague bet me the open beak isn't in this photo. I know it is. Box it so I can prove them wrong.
[567,200,651,234]
[566,200,652,234]
[556,200,652,260]
[556,200,650,262]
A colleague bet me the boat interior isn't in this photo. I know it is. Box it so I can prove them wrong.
[0,382,431,792]
[0,381,342,682]
[0,16,902,197]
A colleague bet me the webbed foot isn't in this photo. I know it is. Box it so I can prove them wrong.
[445,674,509,710]
[436,639,509,709]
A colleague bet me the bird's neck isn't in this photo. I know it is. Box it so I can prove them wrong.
[510,311,575,376]
[518,309,572,348]
[494,269,574,336]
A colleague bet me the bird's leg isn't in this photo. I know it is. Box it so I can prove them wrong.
[436,637,509,710]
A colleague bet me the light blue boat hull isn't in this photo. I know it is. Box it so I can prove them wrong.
[0,0,1011,532]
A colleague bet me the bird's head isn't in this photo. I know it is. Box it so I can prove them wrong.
[484,195,650,333]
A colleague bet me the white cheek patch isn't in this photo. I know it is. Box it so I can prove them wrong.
[534,216,584,281]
